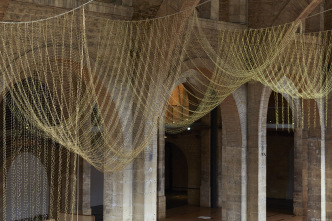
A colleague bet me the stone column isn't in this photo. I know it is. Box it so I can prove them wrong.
[200,114,211,207]
[293,129,304,216]
[82,160,91,215]
[326,99,332,219]
[217,116,222,208]
[221,85,247,220]
[104,165,133,221]
[132,127,158,220]
[301,127,323,220]
[103,92,133,221]
[221,89,246,221]
[157,120,166,219]
[80,116,92,215]
[300,100,325,220]
[247,82,269,221]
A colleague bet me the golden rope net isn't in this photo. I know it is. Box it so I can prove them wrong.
[0,1,331,219]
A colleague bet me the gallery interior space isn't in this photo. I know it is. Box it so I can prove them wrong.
[0,0,331,220]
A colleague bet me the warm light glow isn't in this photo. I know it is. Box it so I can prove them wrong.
[166,84,190,123]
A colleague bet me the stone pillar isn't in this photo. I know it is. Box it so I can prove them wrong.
[247,82,270,221]
[300,100,325,220]
[293,129,304,216]
[80,116,92,215]
[82,160,91,215]
[104,165,133,221]
[157,120,166,219]
[103,95,133,221]
[301,127,323,220]
[200,114,211,207]
[132,127,158,220]
[326,99,332,219]
[221,85,247,220]
[217,114,223,208]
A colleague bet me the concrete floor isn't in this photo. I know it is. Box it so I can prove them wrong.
[160,206,302,221]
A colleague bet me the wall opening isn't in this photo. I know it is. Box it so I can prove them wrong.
[164,82,201,211]
[165,142,189,209]
[266,92,294,214]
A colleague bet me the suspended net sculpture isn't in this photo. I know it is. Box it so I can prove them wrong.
[0,0,331,220]
[165,14,332,132]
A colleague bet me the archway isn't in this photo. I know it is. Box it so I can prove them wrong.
[0,77,78,220]
[266,92,294,215]
[165,141,189,209]
[164,82,202,209]
[6,152,49,221]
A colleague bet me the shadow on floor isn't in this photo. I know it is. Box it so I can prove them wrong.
[267,198,293,214]
[166,190,188,209]
[161,205,302,221]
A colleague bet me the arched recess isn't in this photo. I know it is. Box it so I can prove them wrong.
[162,79,202,208]
[265,92,295,213]
[157,66,207,218]
[0,44,128,219]
[6,152,49,221]
[256,83,325,220]
[0,78,78,220]
[0,46,126,171]
[158,60,217,213]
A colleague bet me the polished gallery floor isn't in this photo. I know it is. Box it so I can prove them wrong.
[160,206,302,221]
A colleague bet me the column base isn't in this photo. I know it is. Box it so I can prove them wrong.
[158,195,166,219]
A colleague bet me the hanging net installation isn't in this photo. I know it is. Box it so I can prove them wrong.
[0,0,331,220]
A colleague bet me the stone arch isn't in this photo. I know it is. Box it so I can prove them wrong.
[180,58,215,81]
[256,82,326,219]
[0,84,77,219]
[166,58,219,118]
[164,140,195,206]
[0,45,127,171]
